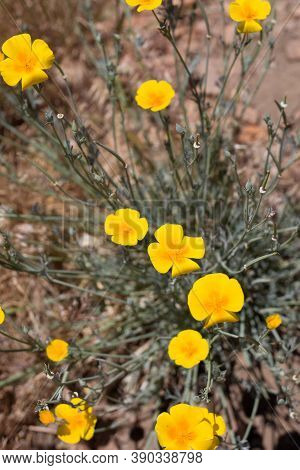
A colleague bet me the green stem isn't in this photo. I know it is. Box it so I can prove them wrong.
[242,393,260,442]
[0,329,31,345]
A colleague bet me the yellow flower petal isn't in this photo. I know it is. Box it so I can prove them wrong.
[223,278,245,312]
[32,39,55,70]
[148,224,205,277]
[204,310,239,329]
[57,423,81,444]
[83,416,97,440]
[55,399,97,444]
[155,404,225,450]
[135,80,175,112]
[71,397,88,411]
[125,0,163,12]
[154,411,173,441]
[105,208,148,246]
[115,208,140,220]
[154,224,183,248]
[0,34,53,90]
[55,404,78,422]
[104,214,120,236]
[228,3,245,22]
[256,1,271,19]
[137,217,149,240]
[188,280,212,321]
[205,411,226,436]
[21,68,48,90]
[188,273,244,327]
[238,19,262,33]
[229,0,271,33]
[148,243,173,273]
[116,209,148,240]
[213,415,226,436]
[46,339,69,362]
[0,306,5,325]
[168,330,209,368]
[190,421,214,450]
[171,257,199,277]
[135,80,158,109]
[39,409,55,426]
[169,403,191,415]
[111,231,139,246]
[0,58,23,87]
[181,236,205,260]
[2,33,32,59]
[265,313,282,330]
[169,403,203,429]
[137,0,163,12]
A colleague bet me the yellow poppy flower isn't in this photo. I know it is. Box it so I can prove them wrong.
[46,339,69,362]
[39,409,55,426]
[125,0,163,13]
[265,313,282,330]
[168,330,209,368]
[229,0,271,33]
[148,224,205,277]
[105,208,148,246]
[0,34,54,90]
[55,398,97,444]
[135,80,175,112]
[188,273,244,328]
[155,403,226,450]
[0,306,5,325]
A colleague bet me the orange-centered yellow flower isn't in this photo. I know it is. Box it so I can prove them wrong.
[39,409,56,426]
[168,330,209,368]
[0,306,5,325]
[55,398,97,444]
[125,0,163,12]
[105,208,148,246]
[46,339,69,362]
[265,313,282,330]
[135,80,175,112]
[0,34,54,90]
[148,224,205,277]
[188,273,244,328]
[229,0,271,33]
[155,403,226,450]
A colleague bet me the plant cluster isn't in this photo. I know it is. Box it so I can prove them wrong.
[0,0,299,450]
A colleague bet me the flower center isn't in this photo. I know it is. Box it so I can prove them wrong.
[205,292,228,314]
[54,345,64,355]
[242,4,258,20]
[17,52,37,72]
[181,343,197,358]
[120,222,134,234]
[168,246,188,261]
[178,430,196,446]
[149,91,165,107]
[69,412,86,429]
[141,0,156,5]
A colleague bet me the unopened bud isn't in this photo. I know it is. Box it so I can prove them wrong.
[268,208,276,218]
[193,134,201,149]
